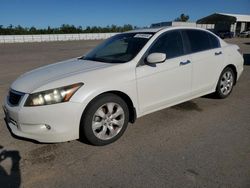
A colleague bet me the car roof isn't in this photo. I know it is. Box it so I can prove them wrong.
[125,26,212,34]
[125,27,167,33]
[125,26,226,46]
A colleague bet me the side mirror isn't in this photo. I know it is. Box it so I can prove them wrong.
[146,53,166,64]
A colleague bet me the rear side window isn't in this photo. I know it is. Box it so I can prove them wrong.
[149,30,184,59]
[208,33,220,49]
[185,30,211,53]
[184,30,220,53]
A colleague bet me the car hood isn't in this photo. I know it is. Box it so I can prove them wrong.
[11,58,113,93]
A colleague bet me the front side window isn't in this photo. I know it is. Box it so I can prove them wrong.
[84,33,153,63]
[148,30,184,59]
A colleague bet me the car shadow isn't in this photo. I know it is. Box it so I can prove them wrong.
[0,145,21,188]
[171,101,203,112]
[243,54,250,65]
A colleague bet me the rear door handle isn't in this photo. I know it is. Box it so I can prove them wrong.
[180,60,191,66]
[215,51,222,56]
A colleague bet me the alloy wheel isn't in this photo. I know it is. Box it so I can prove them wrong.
[92,102,125,140]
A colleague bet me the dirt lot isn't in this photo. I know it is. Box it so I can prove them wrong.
[0,38,250,188]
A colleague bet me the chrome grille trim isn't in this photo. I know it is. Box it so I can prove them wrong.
[8,89,25,106]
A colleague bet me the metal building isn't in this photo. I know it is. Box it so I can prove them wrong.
[151,21,196,28]
[197,13,250,36]
[151,21,214,30]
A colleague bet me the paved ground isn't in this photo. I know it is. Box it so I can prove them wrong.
[0,38,249,188]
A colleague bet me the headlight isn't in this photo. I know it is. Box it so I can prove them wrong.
[25,83,83,106]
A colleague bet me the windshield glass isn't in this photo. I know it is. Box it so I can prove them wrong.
[83,32,154,63]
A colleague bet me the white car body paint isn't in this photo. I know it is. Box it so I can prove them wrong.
[4,26,244,142]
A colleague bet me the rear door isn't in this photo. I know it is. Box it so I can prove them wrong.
[183,29,224,94]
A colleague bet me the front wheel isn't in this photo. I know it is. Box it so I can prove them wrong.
[215,67,235,99]
[80,94,129,146]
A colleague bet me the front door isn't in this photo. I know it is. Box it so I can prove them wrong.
[136,30,192,115]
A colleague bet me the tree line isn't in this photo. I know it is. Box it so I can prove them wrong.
[0,14,189,35]
[0,24,134,35]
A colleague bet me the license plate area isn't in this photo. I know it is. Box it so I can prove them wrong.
[3,106,10,122]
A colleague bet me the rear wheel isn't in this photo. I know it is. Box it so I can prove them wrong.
[80,94,129,146]
[215,67,235,99]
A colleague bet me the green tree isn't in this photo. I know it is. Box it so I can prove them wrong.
[174,14,190,22]
[122,24,133,32]
[29,26,37,34]
[0,24,136,35]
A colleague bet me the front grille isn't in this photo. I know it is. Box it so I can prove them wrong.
[8,90,25,106]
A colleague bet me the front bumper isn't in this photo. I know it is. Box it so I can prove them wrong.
[3,95,85,143]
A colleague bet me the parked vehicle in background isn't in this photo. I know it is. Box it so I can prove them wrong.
[215,31,234,39]
[239,30,250,37]
[3,27,244,146]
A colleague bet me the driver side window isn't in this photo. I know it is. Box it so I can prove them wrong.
[95,39,128,57]
[149,30,184,59]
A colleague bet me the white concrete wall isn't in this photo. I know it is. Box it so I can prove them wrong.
[196,24,214,29]
[240,22,246,32]
[0,33,119,43]
[172,22,196,27]
[171,22,215,30]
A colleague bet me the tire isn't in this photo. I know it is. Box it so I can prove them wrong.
[80,93,129,146]
[215,67,235,99]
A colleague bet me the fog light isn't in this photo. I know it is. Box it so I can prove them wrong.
[45,124,51,130]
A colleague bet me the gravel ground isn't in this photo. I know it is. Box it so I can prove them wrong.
[0,38,249,188]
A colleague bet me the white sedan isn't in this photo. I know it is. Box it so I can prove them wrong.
[3,27,244,145]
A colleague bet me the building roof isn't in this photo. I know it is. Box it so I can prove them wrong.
[219,13,250,22]
[197,13,250,24]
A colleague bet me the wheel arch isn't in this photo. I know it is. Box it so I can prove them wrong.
[224,64,237,85]
[81,90,137,125]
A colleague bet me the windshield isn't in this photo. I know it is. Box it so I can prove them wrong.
[83,32,154,63]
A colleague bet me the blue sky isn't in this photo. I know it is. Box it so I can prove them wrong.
[1,0,250,28]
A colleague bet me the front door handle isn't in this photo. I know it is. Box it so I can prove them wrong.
[180,60,191,66]
[215,51,222,56]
